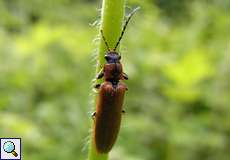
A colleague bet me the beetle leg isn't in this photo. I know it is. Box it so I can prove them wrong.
[93,84,101,93]
[94,84,101,89]
[96,68,104,79]
[91,112,96,122]
[97,72,104,79]
[122,72,128,80]
[91,112,96,117]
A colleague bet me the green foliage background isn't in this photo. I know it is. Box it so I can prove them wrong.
[0,0,230,160]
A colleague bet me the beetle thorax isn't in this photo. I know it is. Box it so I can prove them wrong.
[104,63,123,82]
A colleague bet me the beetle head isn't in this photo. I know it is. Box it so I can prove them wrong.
[104,52,121,63]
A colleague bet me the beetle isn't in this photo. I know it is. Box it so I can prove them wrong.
[92,8,139,153]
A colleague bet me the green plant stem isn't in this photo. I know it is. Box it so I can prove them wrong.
[97,0,125,73]
[87,0,125,160]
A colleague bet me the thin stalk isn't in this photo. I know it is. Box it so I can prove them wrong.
[97,0,125,72]
[87,0,125,160]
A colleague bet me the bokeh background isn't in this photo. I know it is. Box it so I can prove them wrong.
[0,0,230,160]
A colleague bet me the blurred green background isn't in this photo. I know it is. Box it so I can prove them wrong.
[0,0,230,160]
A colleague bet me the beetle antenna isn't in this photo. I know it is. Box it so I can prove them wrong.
[100,30,110,51]
[113,7,140,51]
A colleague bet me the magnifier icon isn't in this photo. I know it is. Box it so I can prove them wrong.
[3,141,18,157]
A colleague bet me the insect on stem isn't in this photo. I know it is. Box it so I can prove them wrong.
[93,7,139,154]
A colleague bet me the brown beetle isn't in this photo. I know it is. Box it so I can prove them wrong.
[92,8,139,153]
